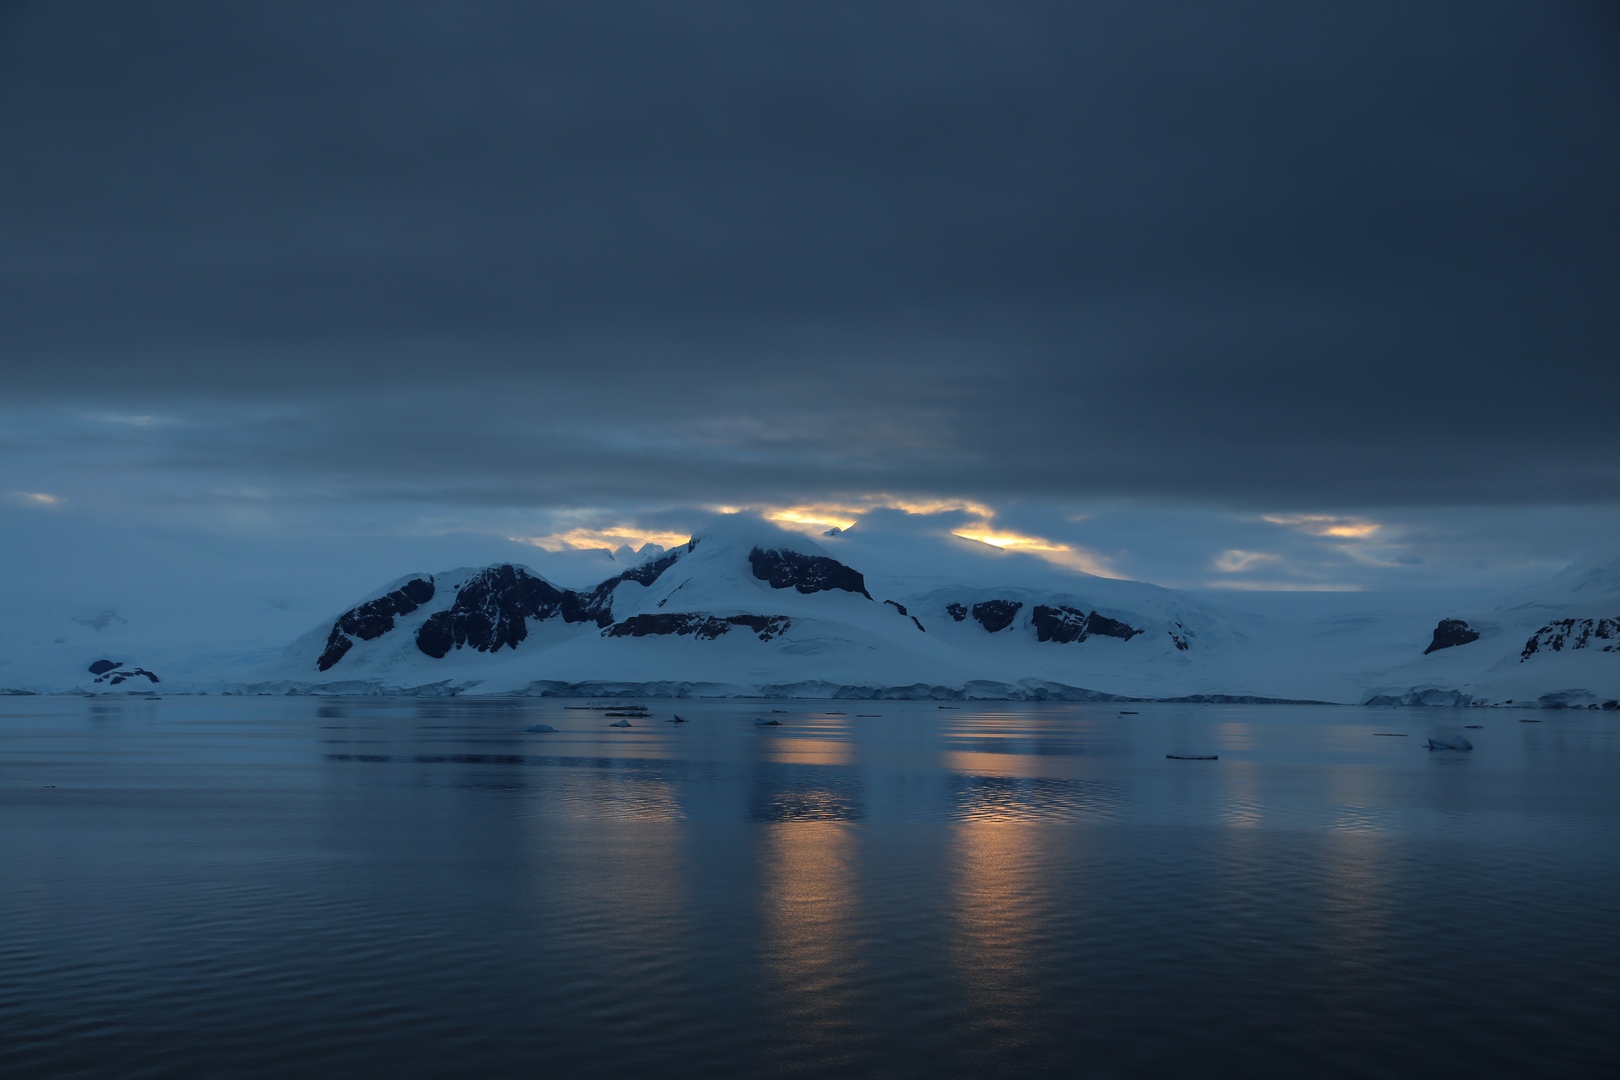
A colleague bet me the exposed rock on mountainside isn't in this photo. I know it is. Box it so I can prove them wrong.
[604,613,791,641]
[415,549,691,661]
[1424,618,1480,655]
[1519,617,1620,661]
[416,565,571,658]
[970,600,1022,633]
[748,547,871,599]
[231,529,1620,706]
[1032,605,1142,645]
[87,659,159,685]
[318,576,436,671]
[883,600,927,632]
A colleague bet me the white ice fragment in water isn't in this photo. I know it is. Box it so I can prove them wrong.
[609,719,633,727]
[1425,735,1473,750]
[522,724,557,733]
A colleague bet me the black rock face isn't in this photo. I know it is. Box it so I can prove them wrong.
[1032,605,1143,644]
[881,599,926,630]
[748,547,872,599]
[1519,616,1620,661]
[413,546,693,661]
[90,662,158,685]
[946,602,967,622]
[971,600,1023,633]
[1424,618,1481,655]
[561,545,691,627]
[317,576,436,672]
[603,612,791,642]
[416,565,569,658]
[617,545,688,586]
[1169,623,1191,651]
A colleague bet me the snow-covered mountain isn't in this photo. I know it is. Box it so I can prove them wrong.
[1364,556,1620,708]
[249,520,1270,700]
[5,518,1616,706]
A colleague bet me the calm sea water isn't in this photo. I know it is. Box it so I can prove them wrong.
[1,697,1616,1078]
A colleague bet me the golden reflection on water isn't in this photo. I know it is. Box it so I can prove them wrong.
[758,823,861,1043]
[944,751,1071,780]
[767,737,853,767]
[949,820,1044,1040]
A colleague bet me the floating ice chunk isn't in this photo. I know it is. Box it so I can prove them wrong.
[1166,754,1217,761]
[755,718,782,726]
[609,719,632,728]
[522,724,557,733]
[1425,735,1473,750]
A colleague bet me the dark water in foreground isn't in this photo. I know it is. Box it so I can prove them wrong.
[1,697,1617,1079]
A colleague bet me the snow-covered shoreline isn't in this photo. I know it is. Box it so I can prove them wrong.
[6,521,1617,709]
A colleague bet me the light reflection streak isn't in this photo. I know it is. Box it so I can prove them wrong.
[526,795,692,993]
[1217,758,1265,829]
[1317,828,1394,1008]
[767,737,853,767]
[949,820,1043,1049]
[757,823,862,1049]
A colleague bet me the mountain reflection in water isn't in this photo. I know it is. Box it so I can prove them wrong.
[2,697,1617,1078]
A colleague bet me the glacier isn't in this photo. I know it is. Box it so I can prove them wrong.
[3,518,1618,708]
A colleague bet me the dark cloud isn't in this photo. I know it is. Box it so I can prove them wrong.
[1,1,1616,508]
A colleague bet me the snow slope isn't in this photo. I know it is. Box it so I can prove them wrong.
[6,518,1617,706]
[1364,556,1620,708]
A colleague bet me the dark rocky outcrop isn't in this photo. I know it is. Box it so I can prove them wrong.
[1032,605,1143,645]
[413,546,693,661]
[1424,618,1481,655]
[1519,616,1620,661]
[884,599,927,632]
[603,612,791,642]
[946,602,967,622]
[416,565,568,658]
[318,577,436,671]
[87,660,159,686]
[1168,623,1191,651]
[562,545,691,625]
[971,600,1022,633]
[748,547,871,599]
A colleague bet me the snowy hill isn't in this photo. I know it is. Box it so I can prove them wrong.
[245,521,1280,700]
[4,517,1615,706]
[1364,556,1620,708]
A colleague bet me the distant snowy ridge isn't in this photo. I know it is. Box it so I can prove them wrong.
[1363,555,1620,709]
[9,521,1617,707]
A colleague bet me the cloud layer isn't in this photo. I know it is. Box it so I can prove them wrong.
[1,2,1616,597]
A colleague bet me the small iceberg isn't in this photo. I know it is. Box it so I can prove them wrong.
[1425,735,1473,751]
[609,719,633,728]
[668,714,688,723]
[755,718,782,726]
[1166,754,1218,761]
[522,724,558,733]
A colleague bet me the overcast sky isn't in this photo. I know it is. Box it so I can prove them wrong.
[3,1,1618,608]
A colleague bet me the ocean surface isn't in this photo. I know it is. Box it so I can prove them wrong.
[1,697,1617,1079]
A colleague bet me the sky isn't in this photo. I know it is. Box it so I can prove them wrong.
[3,0,1618,621]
